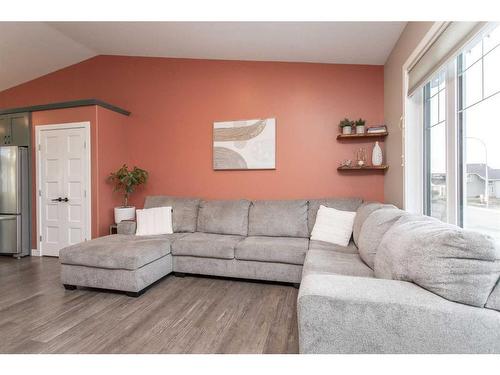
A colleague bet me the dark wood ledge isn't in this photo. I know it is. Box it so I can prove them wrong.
[0,99,130,116]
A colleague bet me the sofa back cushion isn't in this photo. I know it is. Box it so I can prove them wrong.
[249,200,309,237]
[144,196,200,233]
[307,198,363,235]
[486,282,500,312]
[197,199,251,236]
[357,207,406,269]
[375,214,500,308]
[353,202,395,246]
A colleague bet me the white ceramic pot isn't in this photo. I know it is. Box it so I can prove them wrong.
[114,206,136,224]
[342,126,352,135]
[356,125,365,134]
[372,141,383,166]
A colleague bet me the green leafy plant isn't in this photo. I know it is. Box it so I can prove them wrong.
[355,118,366,126]
[108,164,149,207]
[339,118,354,128]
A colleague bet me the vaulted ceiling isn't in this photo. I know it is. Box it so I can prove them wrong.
[0,22,406,91]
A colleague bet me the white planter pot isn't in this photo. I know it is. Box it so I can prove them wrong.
[356,125,365,134]
[114,206,136,224]
[342,127,352,135]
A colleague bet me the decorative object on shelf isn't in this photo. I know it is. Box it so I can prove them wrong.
[367,125,387,134]
[356,148,367,167]
[340,159,352,168]
[355,118,366,134]
[213,118,276,170]
[339,118,354,135]
[108,164,149,224]
[372,141,383,166]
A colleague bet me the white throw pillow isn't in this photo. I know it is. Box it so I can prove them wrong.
[310,205,356,247]
[135,206,173,236]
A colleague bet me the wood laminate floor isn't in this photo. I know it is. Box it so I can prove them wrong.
[0,256,299,354]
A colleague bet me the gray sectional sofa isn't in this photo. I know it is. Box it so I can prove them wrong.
[60,196,362,294]
[59,195,500,353]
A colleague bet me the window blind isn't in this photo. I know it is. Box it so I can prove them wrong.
[407,22,486,96]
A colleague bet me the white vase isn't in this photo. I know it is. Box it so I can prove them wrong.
[372,141,383,166]
[342,126,352,135]
[114,206,136,224]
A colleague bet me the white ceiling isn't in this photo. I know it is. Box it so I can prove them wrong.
[0,22,406,92]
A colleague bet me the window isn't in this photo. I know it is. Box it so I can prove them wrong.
[458,27,500,242]
[424,71,447,221]
[409,23,500,243]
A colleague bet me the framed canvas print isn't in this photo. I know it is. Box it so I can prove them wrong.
[213,118,276,170]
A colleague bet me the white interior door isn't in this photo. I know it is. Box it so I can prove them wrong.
[38,123,90,257]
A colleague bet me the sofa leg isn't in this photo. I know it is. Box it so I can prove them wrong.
[63,284,77,290]
[125,289,146,298]
[174,272,186,278]
[292,283,300,289]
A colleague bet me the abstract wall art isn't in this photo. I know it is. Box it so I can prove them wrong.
[213,118,276,170]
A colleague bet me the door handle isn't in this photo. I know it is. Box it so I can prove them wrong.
[51,197,69,202]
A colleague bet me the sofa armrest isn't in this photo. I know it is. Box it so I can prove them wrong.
[298,274,500,354]
[117,220,137,235]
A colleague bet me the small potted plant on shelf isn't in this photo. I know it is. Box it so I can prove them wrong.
[339,118,354,135]
[108,164,149,224]
[355,118,366,134]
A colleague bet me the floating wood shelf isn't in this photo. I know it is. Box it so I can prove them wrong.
[337,165,389,171]
[336,132,388,140]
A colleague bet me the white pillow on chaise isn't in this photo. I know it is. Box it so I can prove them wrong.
[135,206,173,236]
[310,205,356,247]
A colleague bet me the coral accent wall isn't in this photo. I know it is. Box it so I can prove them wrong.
[0,55,385,242]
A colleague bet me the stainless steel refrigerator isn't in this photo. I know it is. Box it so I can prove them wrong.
[0,146,30,258]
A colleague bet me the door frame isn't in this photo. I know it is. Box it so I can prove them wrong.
[35,122,91,256]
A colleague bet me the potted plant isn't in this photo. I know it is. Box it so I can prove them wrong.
[108,164,149,223]
[339,118,354,135]
[355,118,366,134]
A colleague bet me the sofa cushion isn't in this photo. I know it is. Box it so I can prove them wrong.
[171,232,243,259]
[309,240,359,254]
[307,197,363,234]
[357,207,407,269]
[353,202,395,246]
[375,214,500,307]
[144,196,200,233]
[249,200,309,237]
[486,282,500,312]
[310,205,356,247]
[235,236,309,265]
[136,207,173,236]
[197,199,250,236]
[303,249,374,278]
[59,234,186,270]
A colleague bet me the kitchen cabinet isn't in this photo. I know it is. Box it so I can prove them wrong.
[0,113,30,146]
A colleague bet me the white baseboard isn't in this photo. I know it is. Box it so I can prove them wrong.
[31,249,42,256]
